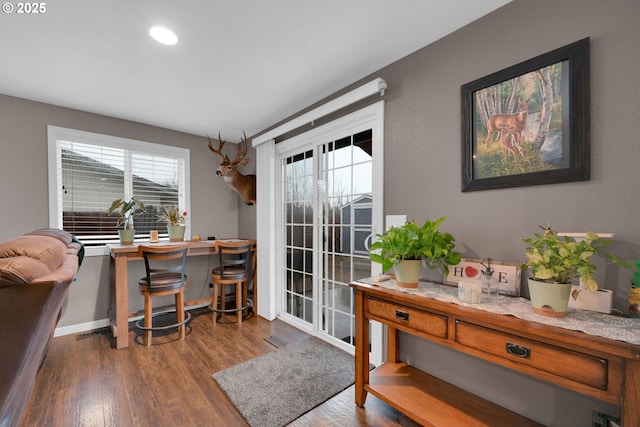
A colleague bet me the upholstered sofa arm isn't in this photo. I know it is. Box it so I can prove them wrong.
[0,228,81,427]
[0,229,81,287]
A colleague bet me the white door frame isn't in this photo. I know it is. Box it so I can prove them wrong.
[254,101,385,364]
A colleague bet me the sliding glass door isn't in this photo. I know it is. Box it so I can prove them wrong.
[276,104,383,351]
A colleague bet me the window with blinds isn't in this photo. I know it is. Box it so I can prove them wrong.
[47,126,190,255]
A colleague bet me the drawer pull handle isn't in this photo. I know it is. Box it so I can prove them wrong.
[506,342,530,359]
[395,310,409,321]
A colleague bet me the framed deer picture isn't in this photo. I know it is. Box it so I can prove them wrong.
[461,38,590,192]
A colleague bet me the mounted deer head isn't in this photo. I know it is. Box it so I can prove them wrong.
[207,131,256,205]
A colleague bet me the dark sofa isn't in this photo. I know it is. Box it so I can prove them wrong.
[0,229,82,427]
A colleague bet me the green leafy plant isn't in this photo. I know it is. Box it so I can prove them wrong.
[157,206,187,226]
[369,216,461,276]
[107,198,146,229]
[521,223,630,291]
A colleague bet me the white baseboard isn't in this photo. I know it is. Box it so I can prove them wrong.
[54,318,111,337]
[54,302,212,337]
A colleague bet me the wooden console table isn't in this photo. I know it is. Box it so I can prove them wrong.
[108,240,256,349]
[351,280,640,426]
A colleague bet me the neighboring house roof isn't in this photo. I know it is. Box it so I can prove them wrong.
[61,148,177,197]
[341,194,373,210]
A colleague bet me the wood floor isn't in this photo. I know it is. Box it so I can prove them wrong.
[20,308,414,427]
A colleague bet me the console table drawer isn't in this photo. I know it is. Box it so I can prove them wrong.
[456,322,608,390]
[368,297,447,338]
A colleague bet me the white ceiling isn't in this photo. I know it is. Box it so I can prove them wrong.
[0,0,510,139]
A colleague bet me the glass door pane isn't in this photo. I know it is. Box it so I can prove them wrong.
[282,150,314,322]
[318,129,372,344]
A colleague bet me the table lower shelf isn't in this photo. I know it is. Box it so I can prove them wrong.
[366,362,542,427]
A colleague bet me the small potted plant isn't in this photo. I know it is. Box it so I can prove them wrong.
[521,223,629,317]
[369,216,461,288]
[158,206,188,242]
[107,197,146,244]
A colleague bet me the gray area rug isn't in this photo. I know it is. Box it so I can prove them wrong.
[213,336,355,427]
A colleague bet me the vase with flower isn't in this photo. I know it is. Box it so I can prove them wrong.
[158,206,188,241]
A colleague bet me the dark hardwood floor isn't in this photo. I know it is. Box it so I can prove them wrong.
[20,308,413,427]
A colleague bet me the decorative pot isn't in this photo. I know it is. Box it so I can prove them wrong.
[527,278,572,318]
[118,229,135,245]
[394,259,422,288]
[167,225,186,242]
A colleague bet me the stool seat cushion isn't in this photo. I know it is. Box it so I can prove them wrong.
[212,266,247,280]
[138,272,186,291]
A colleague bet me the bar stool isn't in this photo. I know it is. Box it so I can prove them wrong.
[210,240,252,324]
[136,245,191,347]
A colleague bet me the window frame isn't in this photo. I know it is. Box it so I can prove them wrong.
[47,125,191,256]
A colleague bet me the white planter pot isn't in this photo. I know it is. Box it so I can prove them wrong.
[527,278,572,318]
[394,259,422,288]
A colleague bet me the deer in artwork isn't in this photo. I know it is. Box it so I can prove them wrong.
[497,122,525,159]
[207,131,256,205]
[484,95,532,148]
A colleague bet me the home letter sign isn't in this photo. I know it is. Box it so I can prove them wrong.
[446,258,521,296]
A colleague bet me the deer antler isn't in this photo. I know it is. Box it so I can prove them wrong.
[226,131,248,165]
[207,132,227,159]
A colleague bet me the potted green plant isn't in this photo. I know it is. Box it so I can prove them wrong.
[369,216,461,288]
[158,206,188,242]
[107,197,146,244]
[521,223,629,317]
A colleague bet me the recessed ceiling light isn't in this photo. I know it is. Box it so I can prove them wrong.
[149,26,178,45]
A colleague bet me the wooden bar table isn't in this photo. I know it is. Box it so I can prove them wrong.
[108,240,256,349]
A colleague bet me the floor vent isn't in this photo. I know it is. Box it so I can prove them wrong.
[76,328,110,340]
[264,335,288,348]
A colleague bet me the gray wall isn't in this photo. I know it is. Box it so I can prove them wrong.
[0,94,240,327]
[374,0,639,306]
[248,0,639,425]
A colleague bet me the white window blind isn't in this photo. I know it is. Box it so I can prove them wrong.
[48,126,190,255]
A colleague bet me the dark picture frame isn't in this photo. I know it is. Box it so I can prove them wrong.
[461,38,590,192]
